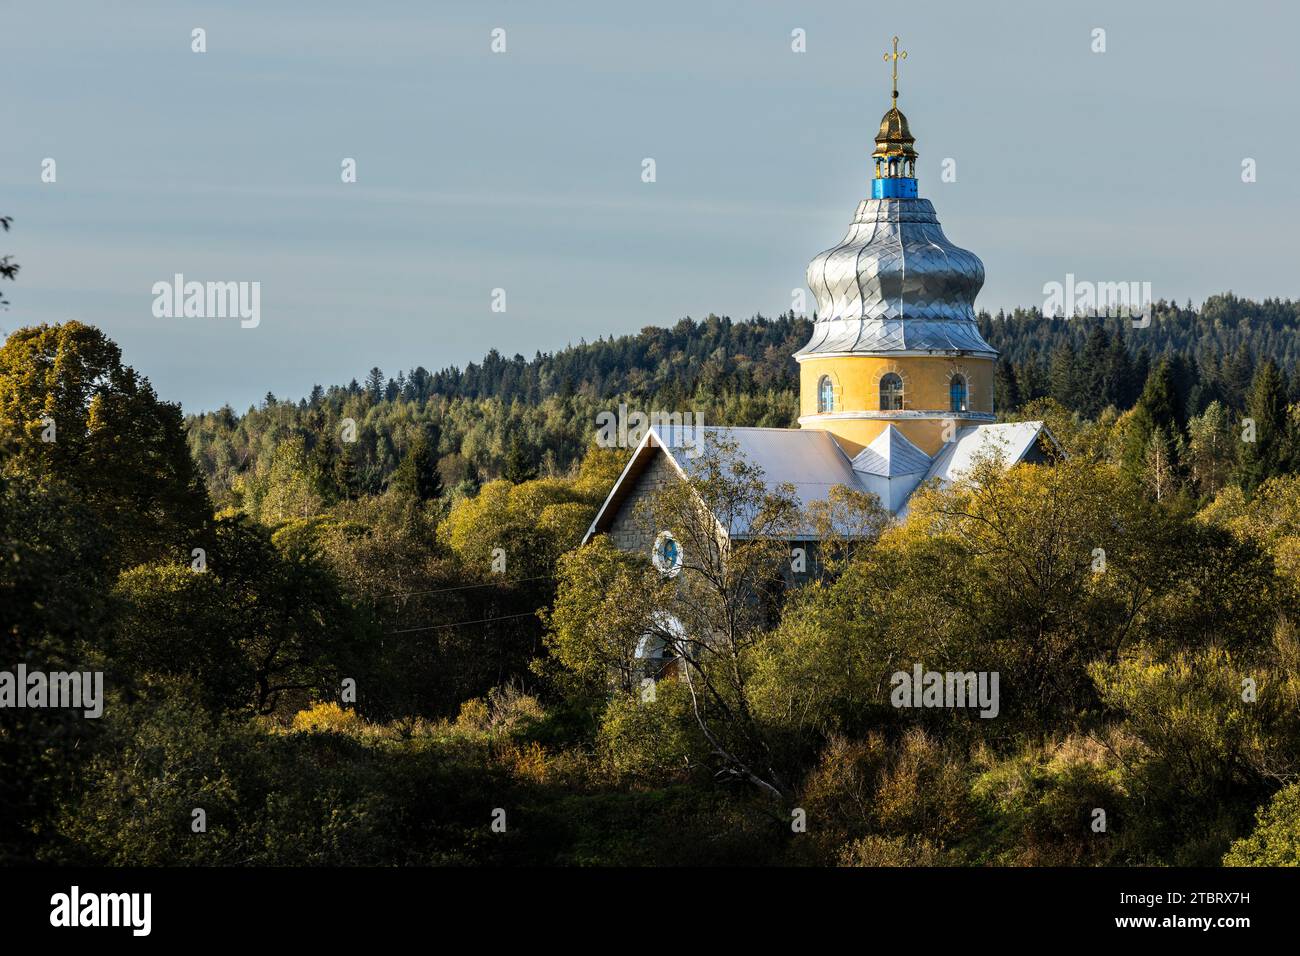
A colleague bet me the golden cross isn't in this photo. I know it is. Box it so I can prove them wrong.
[883,35,907,101]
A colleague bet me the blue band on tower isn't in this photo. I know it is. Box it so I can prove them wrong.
[873,178,918,199]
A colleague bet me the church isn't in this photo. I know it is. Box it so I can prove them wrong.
[584,39,1058,557]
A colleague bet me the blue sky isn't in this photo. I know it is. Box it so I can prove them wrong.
[3,1,1297,411]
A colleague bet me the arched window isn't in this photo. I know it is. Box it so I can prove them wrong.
[817,375,835,413]
[880,373,904,410]
[949,374,968,412]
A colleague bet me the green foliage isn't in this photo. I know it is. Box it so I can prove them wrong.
[1201,473,1300,583]
[8,312,1300,868]
[53,682,527,865]
[1236,359,1293,494]
[1090,644,1300,864]
[968,736,1125,865]
[113,514,363,716]
[0,475,112,862]
[1223,782,1300,865]
[597,682,707,784]
[543,536,672,699]
[390,425,443,501]
[0,321,210,568]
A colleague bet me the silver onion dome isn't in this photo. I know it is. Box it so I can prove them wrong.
[797,197,995,357]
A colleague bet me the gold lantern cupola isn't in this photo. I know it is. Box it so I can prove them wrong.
[872,37,918,191]
[872,107,916,162]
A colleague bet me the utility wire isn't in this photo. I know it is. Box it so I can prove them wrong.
[379,574,552,600]
[384,611,539,635]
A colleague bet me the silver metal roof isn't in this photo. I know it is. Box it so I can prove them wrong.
[798,197,995,358]
[848,425,932,513]
[583,421,1058,543]
[920,422,1055,485]
[850,424,932,477]
[896,421,1060,520]
[661,425,866,537]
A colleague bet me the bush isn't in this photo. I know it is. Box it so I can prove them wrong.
[1223,783,1300,866]
[597,680,706,784]
[794,730,974,864]
[455,684,545,737]
[292,701,365,734]
[839,835,949,867]
[969,735,1125,866]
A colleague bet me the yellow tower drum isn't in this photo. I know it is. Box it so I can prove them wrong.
[797,38,996,457]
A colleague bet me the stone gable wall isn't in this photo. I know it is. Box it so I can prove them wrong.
[606,452,678,554]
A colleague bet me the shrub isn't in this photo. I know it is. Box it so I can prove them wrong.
[839,835,949,867]
[969,735,1125,866]
[597,679,706,784]
[292,701,365,735]
[455,684,545,737]
[1223,783,1300,866]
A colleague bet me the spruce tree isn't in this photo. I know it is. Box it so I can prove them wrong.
[1080,324,1111,418]
[1122,359,1182,481]
[1102,332,1134,409]
[391,427,443,501]
[1049,342,1081,409]
[994,357,1021,413]
[1236,359,1291,494]
[503,435,538,484]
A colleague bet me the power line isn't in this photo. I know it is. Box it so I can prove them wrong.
[379,574,553,600]
[384,611,539,635]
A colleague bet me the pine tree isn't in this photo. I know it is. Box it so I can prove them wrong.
[1236,359,1291,495]
[1186,401,1234,498]
[994,356,1021,413]
[1106,332,1137,409]
[1132,347,1151,397]
[1223,344,1254,411]
[391,427,443,501]
[1079,325,1111,418]
[1168,353,1198,431]
[335,439,361,500]
[1122,359,1182,482]
[1049,342,1081,409]
[503,435,537,483]
[1018,360,1049,403]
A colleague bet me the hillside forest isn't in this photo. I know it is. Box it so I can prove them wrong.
[5,293,1300,866]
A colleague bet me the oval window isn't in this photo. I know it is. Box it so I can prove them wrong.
[652,531,683,577]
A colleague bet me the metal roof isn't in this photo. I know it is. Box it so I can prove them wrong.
[797,197,995,358]
[583,421,1057,543]
[848,425,932,513]
[920,422,1054,484]
[660,425,868,538]
[896,421,1060,520]
[850,425,933,477]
